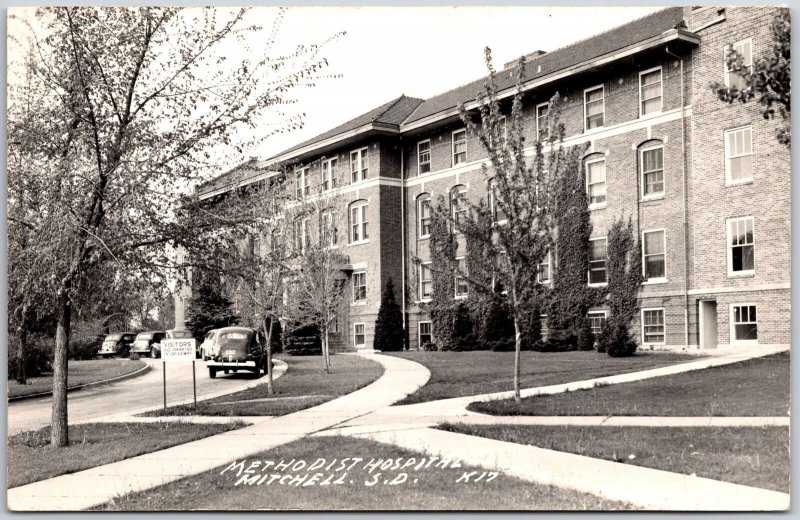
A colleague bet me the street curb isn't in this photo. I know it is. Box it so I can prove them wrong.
[8,362,151,403]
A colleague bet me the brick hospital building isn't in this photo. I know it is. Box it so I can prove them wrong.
[184,6,790,352]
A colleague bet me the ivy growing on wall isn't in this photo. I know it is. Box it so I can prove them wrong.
[426,195,459,350]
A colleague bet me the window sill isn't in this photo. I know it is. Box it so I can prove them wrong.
[725,179,754,187]
[583,126,605,136]
[588,282,608,288]
[350,240,370,246]
[642,342,666,347]
[351,301,368,307]
[642,278,668,285]
[454,294,468,300]
[731,340,759,347]
[418,298,432,304]
[727,271,755,279]
[418,236,430,242]
[640,195,665,203]
[589,203,607,211]
[639,110,663,119]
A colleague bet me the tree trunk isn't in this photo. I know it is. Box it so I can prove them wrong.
[512,315,521,403]
[322,326,330,373]
[51,294,71,447]
[16,327,27,385]
[264,319,274,395]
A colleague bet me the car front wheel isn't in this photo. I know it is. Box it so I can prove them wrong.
[209,368,217,379]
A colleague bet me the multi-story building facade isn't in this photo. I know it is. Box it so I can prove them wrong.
[187,6,790,353]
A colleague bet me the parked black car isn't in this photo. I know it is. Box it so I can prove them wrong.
[130,331,166,358]
[205,327,270,379]
[99,333,136,358]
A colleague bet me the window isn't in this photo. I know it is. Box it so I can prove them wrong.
[584,85,604,130]
[452,129,467,165]
[536,102,550,141]
[352,271,367,303]
[450,185,467,230]
[321,210,338,248]
[587,311,607,335]
[731,304,758,344]
[639,67,663,115]
[252,234,261,258]
[321,158,337,191]
[350,147,368,183]
[640,145,664,198]
[588,237,607,285]
[642,308,665,344]
[295,167,309,199]
[418,140,431,174]
[293,218,309,252]
[349,201,369,243]
[725,126,753,184]
[727,216,754,275]
[642,230,666,281]
[586,158,607,207]
[270,228,282,253]
[725,39,753,91]
[540,314,549,340]
[489,179,507,224]
[354,323,366,348]
[455,257,468,298]
[418,321,433,348]
[538,250,551,284]
[419,262,433,300]
[418,194,432,238]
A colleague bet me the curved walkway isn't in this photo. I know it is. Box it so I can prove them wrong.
[7,353,431,511]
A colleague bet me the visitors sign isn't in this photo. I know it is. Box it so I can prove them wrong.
[160,339,195,362]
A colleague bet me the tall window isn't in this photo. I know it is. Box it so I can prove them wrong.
[725,126,753,184]
[731,304,758,344]
[584,85,604,130]
[538,250,551,284]
[321,158,337,191]
[450,185,467,230]
[586,157,607,206]
[642,308,665,344]
[418,194,432,238]
[251,234,261,258]
[353,323,366,348]
[321,210,338,248]
[352,272,367,303]
[293,217,308,252]
[295,167,309,199]
[419,262,433,300]
[536,102,550,141]
[418,321,433,348]
[350,147,368,183]
[349,201,369,243]
[587,311,607,335]
[725,39,753,91]
[540,314,549,340]
[489,179,507,224]
[588,237,607,285]
[418,140,431,174]
[642,230,666,281]
[727,216,754,275]
[455,257,468,298]
[639,67,663,115]
[270,228,282,253]
[640,145,664,198]
[452,129,467,165]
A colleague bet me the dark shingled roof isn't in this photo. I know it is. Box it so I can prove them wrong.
[276,95,423,157]
[402,7,686,125]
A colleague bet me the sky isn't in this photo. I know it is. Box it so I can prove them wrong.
[251,6,665,161]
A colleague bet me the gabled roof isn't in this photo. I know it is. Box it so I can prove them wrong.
[402,7,687,126]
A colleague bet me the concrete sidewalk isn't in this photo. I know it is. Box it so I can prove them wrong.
[419,414,790,428]
[7,353,431,511]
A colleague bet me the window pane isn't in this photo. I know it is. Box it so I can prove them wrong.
[591,239,607,260]
[644,231,664,255]
[735,323,758,341]
[646,257,666,278]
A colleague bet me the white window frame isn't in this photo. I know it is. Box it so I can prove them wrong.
[585,157,607,209]
[418,194,432,239]
[537,250,552,284]
[417,139,431,175]
[639,66,663,116]
[724,38,753,90]
[321,210,338,249]
[295,167,309,200]
[418,321,433,348]
[640,144,665,199]
[293,218,308,252]
[724,125,754,185]
[352,271,367,304]
[350,147,369,183]
[641,308,666,345]
[583,84,605,132]
[419,261,433,301]
[488,179,507,225]
[452,129,467,166]
[321,158,337,191]
[349,201,369,245]
[642,229,667,283]
[540,314,549,340]
[450,185,468,231]
[588,236,608,287]
[353,322,366,349]
[729,303,758,345]
[454,257,468,299]
[587,310,608,335]
[726,216,755,277]
[536,102,550,141]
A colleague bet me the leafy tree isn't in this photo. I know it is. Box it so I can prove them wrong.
[481,286,516,352]
[373,278,405,351]
[711,9,790,146]
[185,273,240,337]
[7,6,335,446]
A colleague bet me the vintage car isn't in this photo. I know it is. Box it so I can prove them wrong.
[205,327,269,379]
[99,332,136,358]
[199,329,222,360]
[129,331,166,358]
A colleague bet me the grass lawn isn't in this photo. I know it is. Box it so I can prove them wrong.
[470,352,789,417]
[387,350,698,405]
[95,435,633,511]
[440,423,790,493]
[8,421,246,488]
[8,359,147,398]
[143,354,383,417]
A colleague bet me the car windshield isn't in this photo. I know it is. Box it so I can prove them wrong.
[104,334,121,341]
[220,332,248,342]
[171,330,193,338]
[136,333,154,340]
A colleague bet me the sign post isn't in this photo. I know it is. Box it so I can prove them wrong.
[160,338,197,411]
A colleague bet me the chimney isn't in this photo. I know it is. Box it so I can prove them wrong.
[504,50,547,70]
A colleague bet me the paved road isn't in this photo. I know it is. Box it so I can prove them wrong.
[8,358,284,435]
